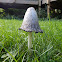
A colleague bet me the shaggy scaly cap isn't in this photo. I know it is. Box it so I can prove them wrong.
[19,7,43,33]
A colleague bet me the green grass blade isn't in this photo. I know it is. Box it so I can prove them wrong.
[2,47,17,62]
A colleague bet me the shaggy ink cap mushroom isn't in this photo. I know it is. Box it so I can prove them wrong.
[19,7,43,33]
[19,7,43,50]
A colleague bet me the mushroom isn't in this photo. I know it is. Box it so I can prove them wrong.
[19,7,43,50]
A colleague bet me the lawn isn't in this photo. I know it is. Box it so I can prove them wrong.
[0,19,62,62]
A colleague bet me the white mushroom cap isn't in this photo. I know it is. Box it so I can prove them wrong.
[19,7,43,33]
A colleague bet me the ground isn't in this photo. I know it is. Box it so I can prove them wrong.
[0,19,62,62]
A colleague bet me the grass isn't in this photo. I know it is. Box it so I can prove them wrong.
[0,19,62,62]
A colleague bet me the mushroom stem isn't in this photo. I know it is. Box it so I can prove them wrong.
[28,32,32,50]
